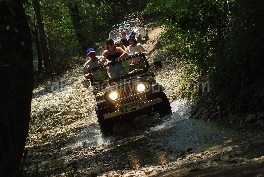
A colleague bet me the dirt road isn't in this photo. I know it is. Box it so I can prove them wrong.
[25,24,264,177]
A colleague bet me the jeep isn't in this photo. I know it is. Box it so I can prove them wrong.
[90,53,172,137]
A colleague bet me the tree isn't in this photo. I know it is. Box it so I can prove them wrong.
[144,0,264,114]
[33,23,43,75]
[0,0,33,175]
[32,0,51,74]
[68,0,88,54]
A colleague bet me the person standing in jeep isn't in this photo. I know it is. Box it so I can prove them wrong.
[126,34,145,54]
[102,39,128,79]
[119,31,130,73]
[125,34,146,67]
[120,30,129,48]
[83,47,106,79]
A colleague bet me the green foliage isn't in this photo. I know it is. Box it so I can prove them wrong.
[145,0,229,97]
[24,0,150,71]
[26,0,79,59]
[78,0,113,43]
[145,0,264,112]
[43,1,79,52]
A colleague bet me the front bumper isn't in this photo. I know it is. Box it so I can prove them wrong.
[103,98,162,119]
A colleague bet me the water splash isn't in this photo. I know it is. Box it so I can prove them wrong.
[150,99,191,131]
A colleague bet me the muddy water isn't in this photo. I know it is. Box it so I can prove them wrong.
[64,99,190,149]
[61,99,264,176]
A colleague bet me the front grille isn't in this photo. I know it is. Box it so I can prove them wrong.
[114,83,146,107]
[119,83,137,98]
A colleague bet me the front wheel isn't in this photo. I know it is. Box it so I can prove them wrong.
[147,92,172,117]
[96,108,114,137]
[158,92,172,117]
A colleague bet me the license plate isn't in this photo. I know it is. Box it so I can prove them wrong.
[122,101,143,114]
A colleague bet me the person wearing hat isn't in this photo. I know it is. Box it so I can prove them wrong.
[126,33,145,55]
[126,34,146,71]
[102,39,128,79]
[83,47,107,79]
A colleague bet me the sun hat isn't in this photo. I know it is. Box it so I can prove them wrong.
[86,47,96,55]
[128,34,138,44]
[128,34,136,41]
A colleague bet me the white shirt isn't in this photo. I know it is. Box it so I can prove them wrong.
[83,56,104,74]
[126,43,145,54]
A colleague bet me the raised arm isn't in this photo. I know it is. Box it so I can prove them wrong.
[116,47,128,60]
[102,50,108,58]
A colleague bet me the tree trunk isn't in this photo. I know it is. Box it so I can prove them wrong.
[0,1,33,176]
[68,0,89,54]
[33,24,43,75]
[32,0,51,74]
[47,37,56,65]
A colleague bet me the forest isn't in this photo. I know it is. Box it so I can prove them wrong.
[0,0,263,176]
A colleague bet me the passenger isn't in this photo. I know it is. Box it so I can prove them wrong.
[137,12,144,26]
[102,39,128,79]
[83,47,107,80]
[115,41,126,51]
[126,34,146,70]
[115,41,129,74]
[120,30,129,47]
[126,34,145,54]
[109,31,115,40]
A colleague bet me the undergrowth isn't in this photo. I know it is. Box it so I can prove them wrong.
[145,0,264,117]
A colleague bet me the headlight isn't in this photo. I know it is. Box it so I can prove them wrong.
[136,83,146,92]
[108,91,118,100]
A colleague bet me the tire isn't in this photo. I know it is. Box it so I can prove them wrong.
[124,117,135,124]
[158,92,172,117]
[96,107,114,137]
[147,92,172,117]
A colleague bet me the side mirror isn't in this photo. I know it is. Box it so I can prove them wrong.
[153,61,162,69]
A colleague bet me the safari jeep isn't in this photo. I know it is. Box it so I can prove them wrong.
[133,25,149,42]
[91,53,172,137]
